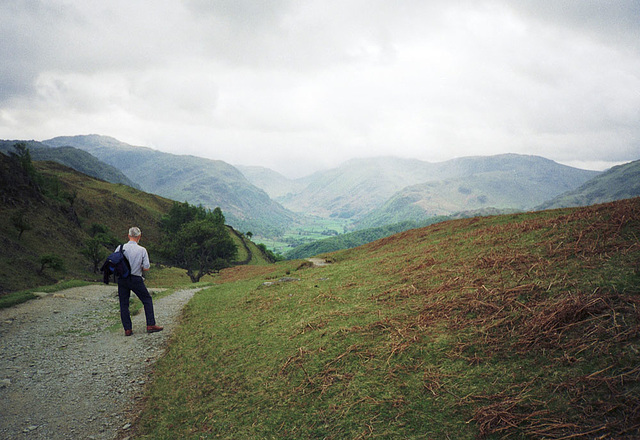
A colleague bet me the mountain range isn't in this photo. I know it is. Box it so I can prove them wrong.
[1,135,638,239]
[351,154,599,229]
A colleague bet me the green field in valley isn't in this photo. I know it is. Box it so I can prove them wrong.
[254,217,353,257]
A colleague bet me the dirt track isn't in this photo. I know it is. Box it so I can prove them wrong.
[0,284,199,440]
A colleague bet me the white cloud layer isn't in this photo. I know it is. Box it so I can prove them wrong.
[1,0,638,177]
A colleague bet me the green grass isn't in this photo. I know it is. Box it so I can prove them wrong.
[133,199,640,439]
[0,279,93,309]
[256,217,353,255]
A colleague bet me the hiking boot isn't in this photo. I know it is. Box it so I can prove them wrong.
[147,325,164,333]
[124,329,133,336]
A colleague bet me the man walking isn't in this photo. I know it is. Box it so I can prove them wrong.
[117,226,163,336]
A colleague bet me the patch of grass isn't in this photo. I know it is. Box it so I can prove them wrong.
[0,279,93,309]
[0,290,37,309]
[133,199,640,439]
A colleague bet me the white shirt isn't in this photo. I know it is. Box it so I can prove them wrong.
[119,241,150,277]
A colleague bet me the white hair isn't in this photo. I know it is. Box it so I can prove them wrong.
[128,226,142,237]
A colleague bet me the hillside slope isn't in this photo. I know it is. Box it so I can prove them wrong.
[537,159,640,210]
[0,153,272,293]
[43,135,299,236]
[136,197,640,439]
[0,153,172,292]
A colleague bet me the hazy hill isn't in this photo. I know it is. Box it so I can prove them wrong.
[356,155,600,229]
[43,135,299,236]
[276,156,437,218]
[0,140,138,188]
[537,159,640,210]
[276,154,598,221]
[0,153,272,293]
[236,165,305,199]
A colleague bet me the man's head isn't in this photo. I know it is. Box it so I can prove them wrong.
[128,226,142,241]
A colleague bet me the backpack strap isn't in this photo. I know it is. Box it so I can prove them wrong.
[118,243,132,277]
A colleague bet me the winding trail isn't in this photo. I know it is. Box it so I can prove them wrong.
[0,284,200,440]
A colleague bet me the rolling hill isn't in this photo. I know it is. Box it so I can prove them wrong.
[285,208,515,260]
[537,159,640,210]
[42,135,300,236]
[355,154,600,229]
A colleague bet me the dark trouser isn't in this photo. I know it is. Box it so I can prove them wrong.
[117,275,156,330]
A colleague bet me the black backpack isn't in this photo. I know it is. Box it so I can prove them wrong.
[100,244,132,284]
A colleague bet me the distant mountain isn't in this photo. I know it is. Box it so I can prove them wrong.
[355,154,599,229]
[236,165,305,199]
[276,154,599,223]
[276,157,439,218]
[43,135,299,236]
[537,159,640,210]
[0,140,138,188]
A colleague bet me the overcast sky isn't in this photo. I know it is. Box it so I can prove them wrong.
[1,1,639,178]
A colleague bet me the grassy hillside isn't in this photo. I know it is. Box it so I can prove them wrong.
[538,159,640,210]
[0,154,272,293]
[133,198,640,439]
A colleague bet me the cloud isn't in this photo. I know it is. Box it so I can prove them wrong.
[512,0,640,51]
[0,0,638,177]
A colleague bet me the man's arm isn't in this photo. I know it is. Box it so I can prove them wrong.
[142,249,151,272]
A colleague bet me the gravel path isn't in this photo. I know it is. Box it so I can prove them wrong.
[0,284,200,440]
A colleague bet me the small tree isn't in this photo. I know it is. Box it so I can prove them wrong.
[164,219,237,282]
[159,203,237,282]
[82,237,108,273]
[89,223,109,237]
[39,254,65,274]
[246,231,253,239]
[11,210,32,240]
[9,143,36,178]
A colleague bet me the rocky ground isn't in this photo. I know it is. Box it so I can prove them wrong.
[0,284,200,440]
